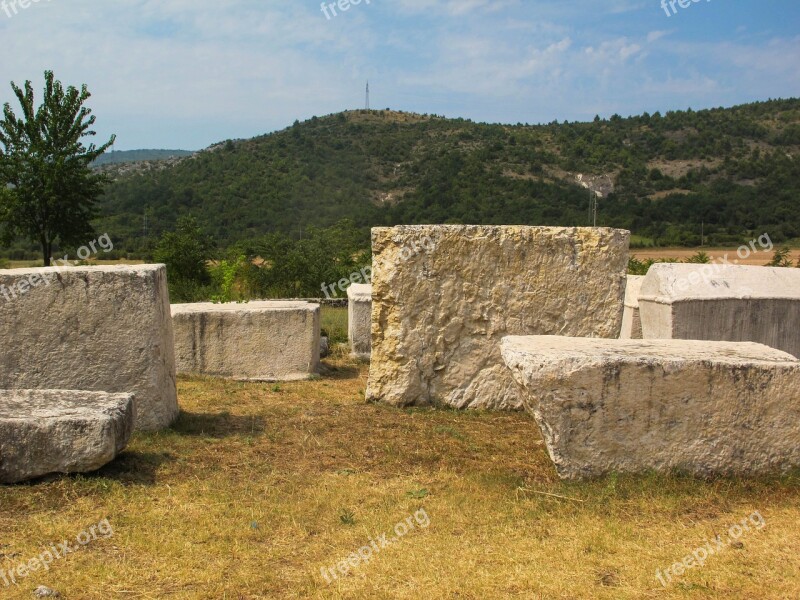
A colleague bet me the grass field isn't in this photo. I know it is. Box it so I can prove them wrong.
[321,307,349,346]
[0,352,798,599]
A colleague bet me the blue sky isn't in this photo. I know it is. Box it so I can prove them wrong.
[1,0,798,150]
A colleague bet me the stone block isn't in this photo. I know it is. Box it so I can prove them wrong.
[0,265,177,431]
[366,225,630,410]
[639,263,800,357]
[620,275,645,339]
[501,335,800,479]
[171,301,320,381]
[0,390,135,484]
[347,284,372,359]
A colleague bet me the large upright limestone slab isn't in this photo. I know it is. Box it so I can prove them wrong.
[172,301,320,381]
[0,390,135,484]
[501,336,800,480]
[639,263,800,357]
[366,225,630,410]
[0,265,177,431]
[620,275,644,339]
[348,284,372,359]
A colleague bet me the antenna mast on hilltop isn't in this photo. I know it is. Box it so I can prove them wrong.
[365,81,370,110]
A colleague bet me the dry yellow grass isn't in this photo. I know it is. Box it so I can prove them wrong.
[1,353,798,599]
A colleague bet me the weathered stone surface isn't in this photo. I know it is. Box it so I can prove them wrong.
[639,263,800,357]
[620,275,644,339]
[171,301,320,381]
[0,265,177,431]
[347,284,372,359]
[501,335,800,480]
[366,225,630,410]
[0,390,134,484]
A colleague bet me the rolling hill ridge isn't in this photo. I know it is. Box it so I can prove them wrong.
[97,100,800,255]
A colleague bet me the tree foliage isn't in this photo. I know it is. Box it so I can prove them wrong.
[154,218,371,303]
[766,247,794,267]
[0,71,115,264]
[154,215,216,301]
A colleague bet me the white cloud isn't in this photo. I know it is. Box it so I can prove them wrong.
[0,0,794,148]
[647,30,670,43]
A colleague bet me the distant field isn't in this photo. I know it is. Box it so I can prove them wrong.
[631,247,800,266]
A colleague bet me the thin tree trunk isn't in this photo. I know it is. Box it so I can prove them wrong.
[42,238,51,267]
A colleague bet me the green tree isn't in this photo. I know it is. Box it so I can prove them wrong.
[766,247,794,267]
[154,216,216,301]
[255,220,370,298]
[0,71,115,265]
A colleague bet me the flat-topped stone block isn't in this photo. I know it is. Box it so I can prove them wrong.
[0,390,135,484]
[501,336,800,480]
[639,263,800,357]
[366,225,630,411]
[620,275,644,339]
[172,301,320,381]
[347,284,372,359]
[0,265,177,431]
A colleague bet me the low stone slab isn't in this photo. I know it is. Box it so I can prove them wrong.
[366,225,630,410]
[0,390,135,484]
[620,275,644,339]
[501,336,800,480]
[172,301,320,381]
[347,284,372,359]
[0,265,177,431]
[639,263,800,357]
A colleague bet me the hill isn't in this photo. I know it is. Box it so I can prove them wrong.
[93,149,194,166]
[97,101,800,255]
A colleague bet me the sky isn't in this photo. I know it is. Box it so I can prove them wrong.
[0,0,798,151]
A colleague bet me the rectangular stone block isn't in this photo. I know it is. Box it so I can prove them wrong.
[0,265,177,431]
[171,301,320,381]
[347,284,372,359]
[366,225,630,410]
[620,275,644,339]
[501,336,800,480]
[639,263,800,357]
[0,390,135,484]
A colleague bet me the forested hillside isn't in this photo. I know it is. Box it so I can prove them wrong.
[96,99,800,255]
[93,149,194,166]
